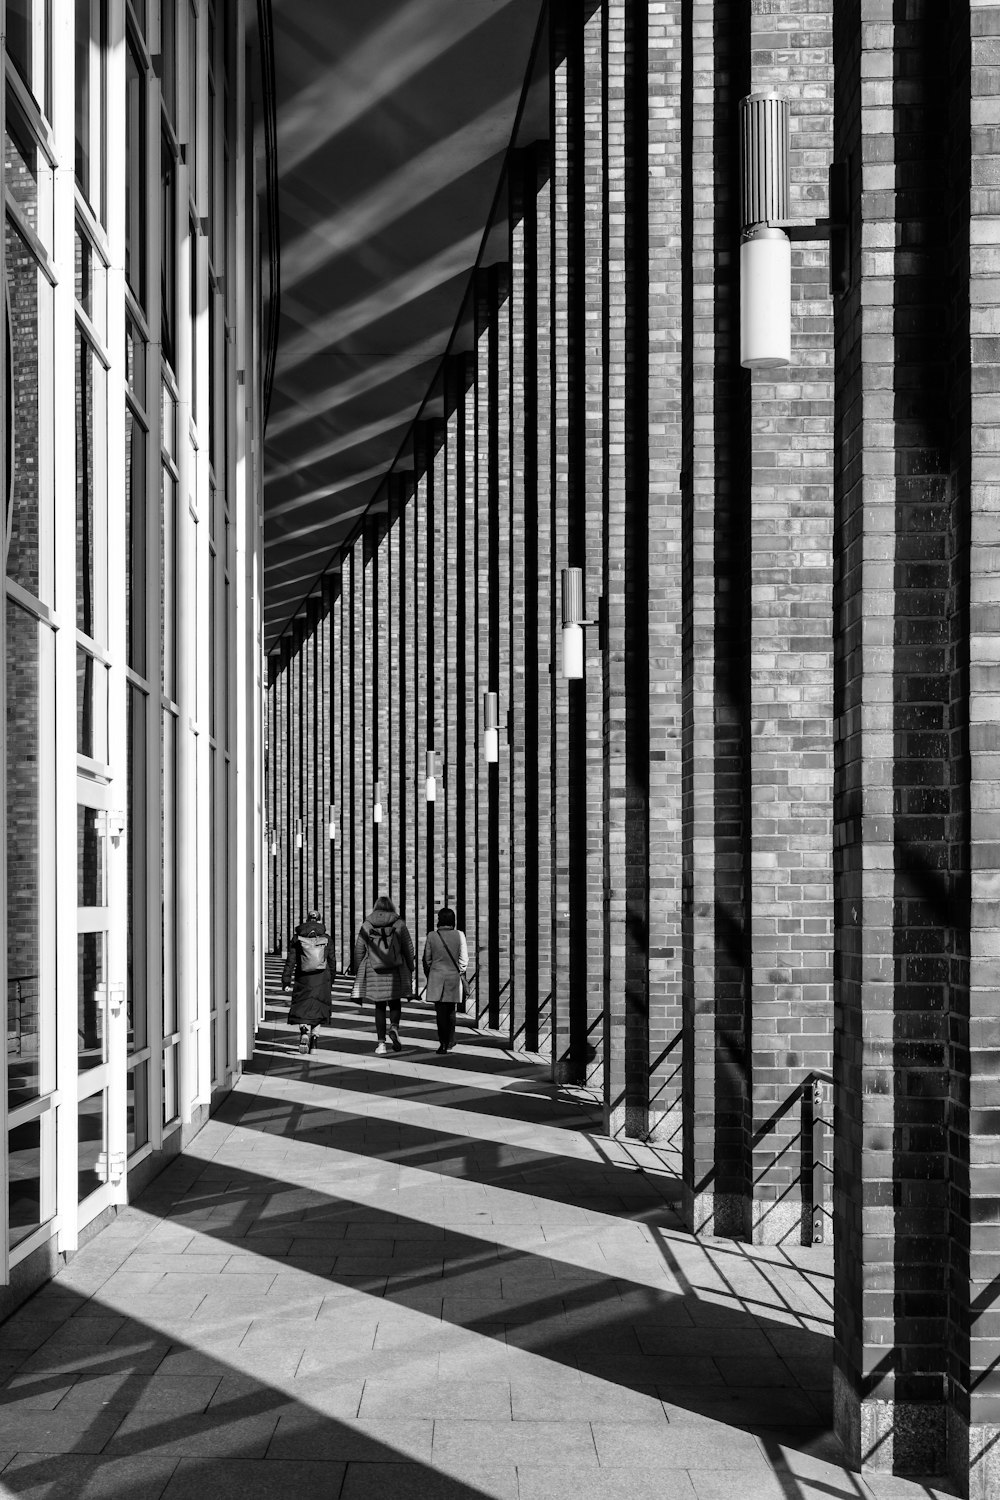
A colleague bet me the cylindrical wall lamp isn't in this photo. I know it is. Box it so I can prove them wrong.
[482,692,499,763]
[328,802,337,841]
[425,750,437,803]
[268,827,278,856]
[739,94,791,370]
[373,781,383,824]
[295,817,304,850]
[561,567,585,680]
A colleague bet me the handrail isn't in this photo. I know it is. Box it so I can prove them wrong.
[803,1069,834,1244]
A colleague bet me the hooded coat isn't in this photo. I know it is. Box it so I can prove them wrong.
[282,918,336,1024]
[353,907,415,1003]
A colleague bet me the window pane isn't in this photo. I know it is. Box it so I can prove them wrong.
[163,1042,178,1127]
[77,804,103,906]
[6,0,49,115]
[127,683,148,1052]
[161,712,176,1035]
[125,39,147,307]
[6,220,55,599]
[125,402,147,674]
[127,1061,148,1156]
[76,647,108,761]
[77,930,105,1071]
[7,599,52,1107]
[161,466,176,700]
[74,0,91,197]
[160,136,175,370]
[8,1119,41,1247]
[75,329,95,635]
[78,1089,107,1200]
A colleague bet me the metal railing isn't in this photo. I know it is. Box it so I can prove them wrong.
[803,1070,834,1244]
[7,973,39,1058]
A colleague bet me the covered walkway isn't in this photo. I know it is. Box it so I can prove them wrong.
[0,977,943,1499]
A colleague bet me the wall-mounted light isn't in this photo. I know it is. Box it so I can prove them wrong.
[425,750,437,803]
[482,692,499,763]
[561,568,585,679]
[373,781,383,824]
[295,817,303,850]
[268,826,278,856]
[739,93,849,371]
[328,802,337,841]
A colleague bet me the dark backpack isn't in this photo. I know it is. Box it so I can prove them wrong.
[366,923,400,973]
[299,934,328,973]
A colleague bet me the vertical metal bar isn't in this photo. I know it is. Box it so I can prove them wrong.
[812,1078,824,1244]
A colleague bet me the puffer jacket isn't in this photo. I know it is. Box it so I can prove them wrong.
[353,908,415,1003]
[282,919,336,1023]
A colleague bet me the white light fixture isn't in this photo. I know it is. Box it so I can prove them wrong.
[268,826,278,856]
[482,692,499,764]
[328,802,337,841]
[425,750,437,803]
[373,781,383,824]
[561,567,597,680]
[295,817,303,850]
[739,93,849,371]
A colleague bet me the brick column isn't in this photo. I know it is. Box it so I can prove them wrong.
[413,432,429,937]
[680,0,750,1235]
[951,11,1000,1493]
[430,422,447,922]
[532,143,555,1056]
[443,370,461,915]
[832,0,955,1474]
[455,358,476,957]
[319,588,331,920]
[474,273,495,1027]
[582,1,606,1089]
[495,265,514,1038]
[401,472,417,933]
[509,156,531,1049]
[350,543,365,945]
[465,351,484,1012]
[375,514,391,900]
[551,2,578,1081]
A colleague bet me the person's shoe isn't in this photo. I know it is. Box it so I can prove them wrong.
[298,1029,309,1054]
[435,1046,446,1055]
[375,1041,389,1056]
[388,1025,402,1053]
[308,1030,317,1053]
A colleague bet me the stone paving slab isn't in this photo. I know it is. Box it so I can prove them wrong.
[0,979,962,1500]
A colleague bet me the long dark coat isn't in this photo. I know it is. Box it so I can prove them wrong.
[353,908,415,1003]
[282,919,336,1024]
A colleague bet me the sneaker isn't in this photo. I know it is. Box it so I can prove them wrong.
[375,1041,389,1056]
[388,1025,402,1053]
[308,1031,317,1053]
[298,1029,309,1054]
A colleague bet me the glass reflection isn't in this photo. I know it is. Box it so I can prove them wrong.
[8,1118,42,1247]
[78,1091,107,1201]
[77,931,105,1070]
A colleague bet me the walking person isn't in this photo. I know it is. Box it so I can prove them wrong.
[354,894,415,1056]
[422,906,468,1056]
[281,909,336,1053]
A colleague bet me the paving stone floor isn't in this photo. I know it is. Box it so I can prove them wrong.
[0,971,956,1498]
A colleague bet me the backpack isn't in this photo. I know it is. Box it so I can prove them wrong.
[298,934,328,973]
[366,923,400,973]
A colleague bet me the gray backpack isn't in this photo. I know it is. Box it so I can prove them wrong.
[299,934,328,973]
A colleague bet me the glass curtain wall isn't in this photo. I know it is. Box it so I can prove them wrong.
[2,0,267,1285]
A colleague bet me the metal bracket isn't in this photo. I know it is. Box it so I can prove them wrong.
[97,983,126,1018]
[95,810,127,845]
[762,162,851,296]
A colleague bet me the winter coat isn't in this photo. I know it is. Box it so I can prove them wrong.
[421,927,468,1006]
[353,909,415,1003]
[282,920,336,1024]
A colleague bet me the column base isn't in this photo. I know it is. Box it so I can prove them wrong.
[833,1365,946,1476]
[747,1197,812,1247]
[947,1407,1000,1500]
[681,1188,747,1239]
[605,1102,650,1139]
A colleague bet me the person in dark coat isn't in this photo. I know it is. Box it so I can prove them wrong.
[422,906,468,1055]
[282,910,336,1053]
[353,894,414,1056]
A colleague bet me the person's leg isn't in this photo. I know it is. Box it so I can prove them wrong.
[442,1004,456,1051]
[374,1001,388,1049]
[435,1003,448,1053]
[387,1001,402,1051]
[298,1025,309,1053]
[308,1026,318,1052]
